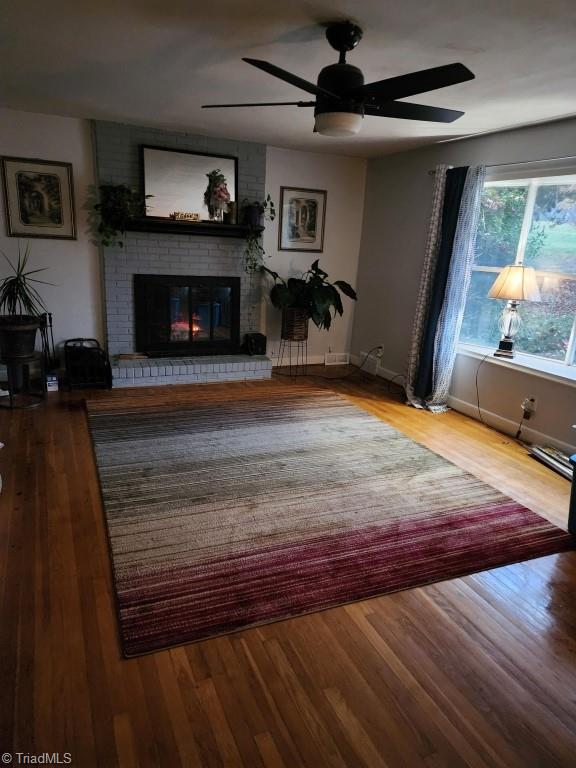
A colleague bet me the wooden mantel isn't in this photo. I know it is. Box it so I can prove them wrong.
[126,217,262,239]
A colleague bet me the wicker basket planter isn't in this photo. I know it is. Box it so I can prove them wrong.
[281,308,309,341]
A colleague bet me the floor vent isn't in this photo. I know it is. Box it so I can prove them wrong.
[325,352,350,366]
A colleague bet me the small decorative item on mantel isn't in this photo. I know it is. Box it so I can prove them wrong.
[204,169,231,222]
[223,201,237,224]
[169,211,201,222]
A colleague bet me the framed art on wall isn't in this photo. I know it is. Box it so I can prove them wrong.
[1,156,76,239]
[278,186,326,252]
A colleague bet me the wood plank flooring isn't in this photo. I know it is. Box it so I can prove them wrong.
[1,369,575,767]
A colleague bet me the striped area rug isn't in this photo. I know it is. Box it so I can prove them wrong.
[87,384,574,656]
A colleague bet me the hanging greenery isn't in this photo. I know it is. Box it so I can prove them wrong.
[90,184,151,247]
[242,195,276,273]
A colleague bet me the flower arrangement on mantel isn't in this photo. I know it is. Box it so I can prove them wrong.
[204,169,231,221]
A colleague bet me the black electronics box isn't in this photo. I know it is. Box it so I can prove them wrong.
[244,333,267,356]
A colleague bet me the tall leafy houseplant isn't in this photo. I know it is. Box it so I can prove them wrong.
[0,244,48,359]
[261,260,357,333]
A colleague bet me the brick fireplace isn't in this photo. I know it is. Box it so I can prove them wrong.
[93,120,272,387]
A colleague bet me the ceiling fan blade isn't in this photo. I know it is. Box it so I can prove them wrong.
[364,102,464,123]
[243,58,338,99]
[202,101,315,108]
[352,63,474,103]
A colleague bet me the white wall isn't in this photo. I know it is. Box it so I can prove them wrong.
[0,108,103,350]
[263,146,366,363]
[449,353,575,452]
[0,113,368,364]
[352,117,576,450]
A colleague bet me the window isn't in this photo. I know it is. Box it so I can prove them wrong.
[459,172,576,369]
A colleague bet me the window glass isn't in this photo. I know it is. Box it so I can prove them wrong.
[476,185,527,267]
[460,271,503,347]
[514,277,576,360]
[526,183,576,273]
[460,173,576,367]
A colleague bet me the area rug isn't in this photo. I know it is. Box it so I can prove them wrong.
[86,384,574,656]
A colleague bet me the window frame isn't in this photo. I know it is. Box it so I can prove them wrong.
[460,170,576,369]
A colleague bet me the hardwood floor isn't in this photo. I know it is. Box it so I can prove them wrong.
[1,369,575,767]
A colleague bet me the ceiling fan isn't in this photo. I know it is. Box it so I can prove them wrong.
[202,21,475,137]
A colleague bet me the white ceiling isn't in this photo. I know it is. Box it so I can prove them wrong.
[2,0,576,158]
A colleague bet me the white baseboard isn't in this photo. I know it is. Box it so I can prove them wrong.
[352,352,403,382]
[271,353,326,367]
[447,395,576,454]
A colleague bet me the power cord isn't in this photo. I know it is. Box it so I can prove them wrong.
[475,353,527,446]
[515,411,527,440]
[474,354,490,426]
[273,345,406,397]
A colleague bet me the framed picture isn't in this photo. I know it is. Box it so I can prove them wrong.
[1,156,76,239]
[278,186,326,252]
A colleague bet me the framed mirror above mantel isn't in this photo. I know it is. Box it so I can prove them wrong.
[125,145,261,238]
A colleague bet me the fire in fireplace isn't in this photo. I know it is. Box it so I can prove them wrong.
[134,275,240,355]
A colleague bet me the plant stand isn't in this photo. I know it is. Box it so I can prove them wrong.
[0,353,46,409]
[278,339,308,377]
[278,308,309,376]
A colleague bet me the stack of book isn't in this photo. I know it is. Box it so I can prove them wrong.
[529,445,574,481]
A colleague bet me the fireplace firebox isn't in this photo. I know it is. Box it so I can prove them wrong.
[134,274,240,355]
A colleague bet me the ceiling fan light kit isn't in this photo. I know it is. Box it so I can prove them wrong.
[314,111,363,137]
[203,21,475,138]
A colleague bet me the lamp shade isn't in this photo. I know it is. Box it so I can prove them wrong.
[314,112,363,137]
[488,264,541,302]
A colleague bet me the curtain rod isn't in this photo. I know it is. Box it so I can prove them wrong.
[428,153,576,175]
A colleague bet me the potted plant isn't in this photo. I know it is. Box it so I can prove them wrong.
[91,184,150,247]
[242,195,276,273]
[241,194,276,227]
[0,244,48,360]
[261,260,357,340]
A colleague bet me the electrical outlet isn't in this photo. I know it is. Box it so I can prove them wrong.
[521,396,537,419]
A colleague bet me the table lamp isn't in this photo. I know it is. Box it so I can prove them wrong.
[488,264,541,358]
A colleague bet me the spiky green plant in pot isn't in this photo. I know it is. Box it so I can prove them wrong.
[0,243,48,360]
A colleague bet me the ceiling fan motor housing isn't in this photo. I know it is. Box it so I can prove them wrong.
[325,21,363,54]
[315,63,364,116]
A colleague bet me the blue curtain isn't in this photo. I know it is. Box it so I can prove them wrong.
[407,164,486,411]
[413,167,468,399]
